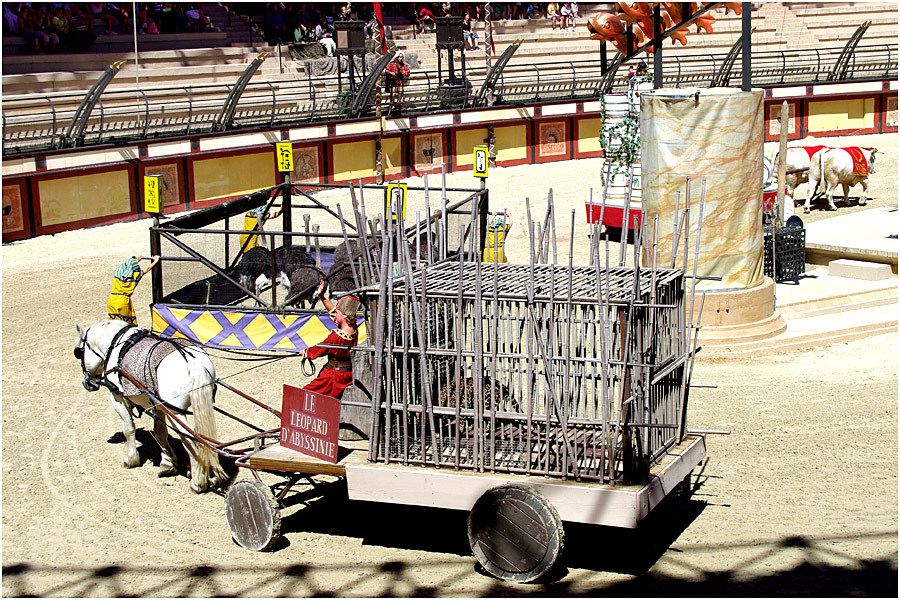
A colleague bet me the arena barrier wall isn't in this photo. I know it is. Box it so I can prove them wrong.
[3,80,896,242]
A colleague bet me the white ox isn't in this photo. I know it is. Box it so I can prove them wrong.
[807,147,877,213]
[773,146,830,207]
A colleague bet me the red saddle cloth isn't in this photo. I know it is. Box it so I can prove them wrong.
[844,146,869,176]
[796,144,829,159]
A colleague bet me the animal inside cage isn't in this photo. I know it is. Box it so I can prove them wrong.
[362,259,695,485]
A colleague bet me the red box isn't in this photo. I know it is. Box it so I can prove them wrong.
[585,200,643,230]
[280,385,341,463]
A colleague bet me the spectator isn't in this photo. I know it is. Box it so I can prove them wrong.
[315,17,335,56]
[19,7,51,52]
[265,2,288,42]
[416,4,434,34]
[560,2,572,31]
[154,3,184,34]
[463,12,478,50]
[184,5,208,32]
[570,2,580,20]
[524,3,539,20]
[294,20,314,43]
[67,6,97,50]
[384,51,411,112]
[88,3,122,35]
[49,7,70,48]
[3,4,18,34]
[546,2,561,30]
[142,15,160,34]
[35,6,61,50]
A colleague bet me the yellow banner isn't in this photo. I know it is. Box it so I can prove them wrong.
[143,175,161,213]
[276,142,294,173]
[473,145,489,178]
[385,183,407,221]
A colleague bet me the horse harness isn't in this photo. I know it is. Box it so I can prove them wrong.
[77,325,199,418]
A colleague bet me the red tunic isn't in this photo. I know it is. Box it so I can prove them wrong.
[304,328,357,399]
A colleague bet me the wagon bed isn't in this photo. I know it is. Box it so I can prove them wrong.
[240,434,705,530]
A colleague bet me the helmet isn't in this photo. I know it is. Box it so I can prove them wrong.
[335,295,361,318]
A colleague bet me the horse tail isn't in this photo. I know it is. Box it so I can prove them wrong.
[187,353,226,486]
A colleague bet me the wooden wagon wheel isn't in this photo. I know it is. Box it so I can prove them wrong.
[467,485,565,583]
[225,479,282,551]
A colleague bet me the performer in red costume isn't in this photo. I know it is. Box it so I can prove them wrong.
[302,280,360,399]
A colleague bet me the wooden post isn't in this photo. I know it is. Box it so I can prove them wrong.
[652,4,663,89]
[282,174,292,248]
[775,101,789,226]
[375,84,384,185]
[741,2,752,92]
[149,216,163,304]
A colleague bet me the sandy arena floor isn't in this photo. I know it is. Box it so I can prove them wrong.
[2,133,897,596]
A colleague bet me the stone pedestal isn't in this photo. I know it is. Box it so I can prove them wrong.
[695,277,786,344]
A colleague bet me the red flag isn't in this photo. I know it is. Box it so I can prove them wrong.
[374,2,387,54]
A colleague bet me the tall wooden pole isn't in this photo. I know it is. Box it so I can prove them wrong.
[741,2,752,91]
[652,4,663,89]
[775,101,789,225]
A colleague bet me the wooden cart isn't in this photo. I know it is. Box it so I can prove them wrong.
[226,434,705,583]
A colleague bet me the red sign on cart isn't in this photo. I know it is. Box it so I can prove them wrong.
[280,385,340,463]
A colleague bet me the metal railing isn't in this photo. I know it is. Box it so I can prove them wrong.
[2,44,896,157]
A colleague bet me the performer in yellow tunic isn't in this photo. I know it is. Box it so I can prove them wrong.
[482,211,512,263]
[107,255,160,325]
[239,204,283,252]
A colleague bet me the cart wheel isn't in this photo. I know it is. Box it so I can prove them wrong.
[225,480,282,551]
[467,485,564,583]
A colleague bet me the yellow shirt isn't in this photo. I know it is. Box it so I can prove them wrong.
[111,259,143,297]
[240,207,271,251]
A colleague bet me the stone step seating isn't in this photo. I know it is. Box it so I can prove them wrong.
[787,2,897,45]
[1,45,284,95]
[397,6,814,73]
[1,30,230,60]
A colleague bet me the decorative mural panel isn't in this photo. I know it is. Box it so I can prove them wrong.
[146,162,181,207]
[413,132,444,172]
[38,169,131,227]
[291,145,320,183]
[2,184,25,234]
[886,95,897,128]
[767,102,796,135]
[538,121,567,157]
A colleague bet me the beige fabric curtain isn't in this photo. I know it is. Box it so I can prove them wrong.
[640,88,764,290]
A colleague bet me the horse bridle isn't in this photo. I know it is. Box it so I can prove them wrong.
[76,325,134,392]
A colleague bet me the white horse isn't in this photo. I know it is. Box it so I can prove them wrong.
[74,320,227,493]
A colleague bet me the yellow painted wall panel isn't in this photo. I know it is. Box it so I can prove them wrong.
[332,140,376,181]
[494,125,527,162]
[807,98,875,132]
[383,137,403,176]
[38,169,130,226]
[456,128,488,167]
[578,118,603,152]
[193,152,275,201]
